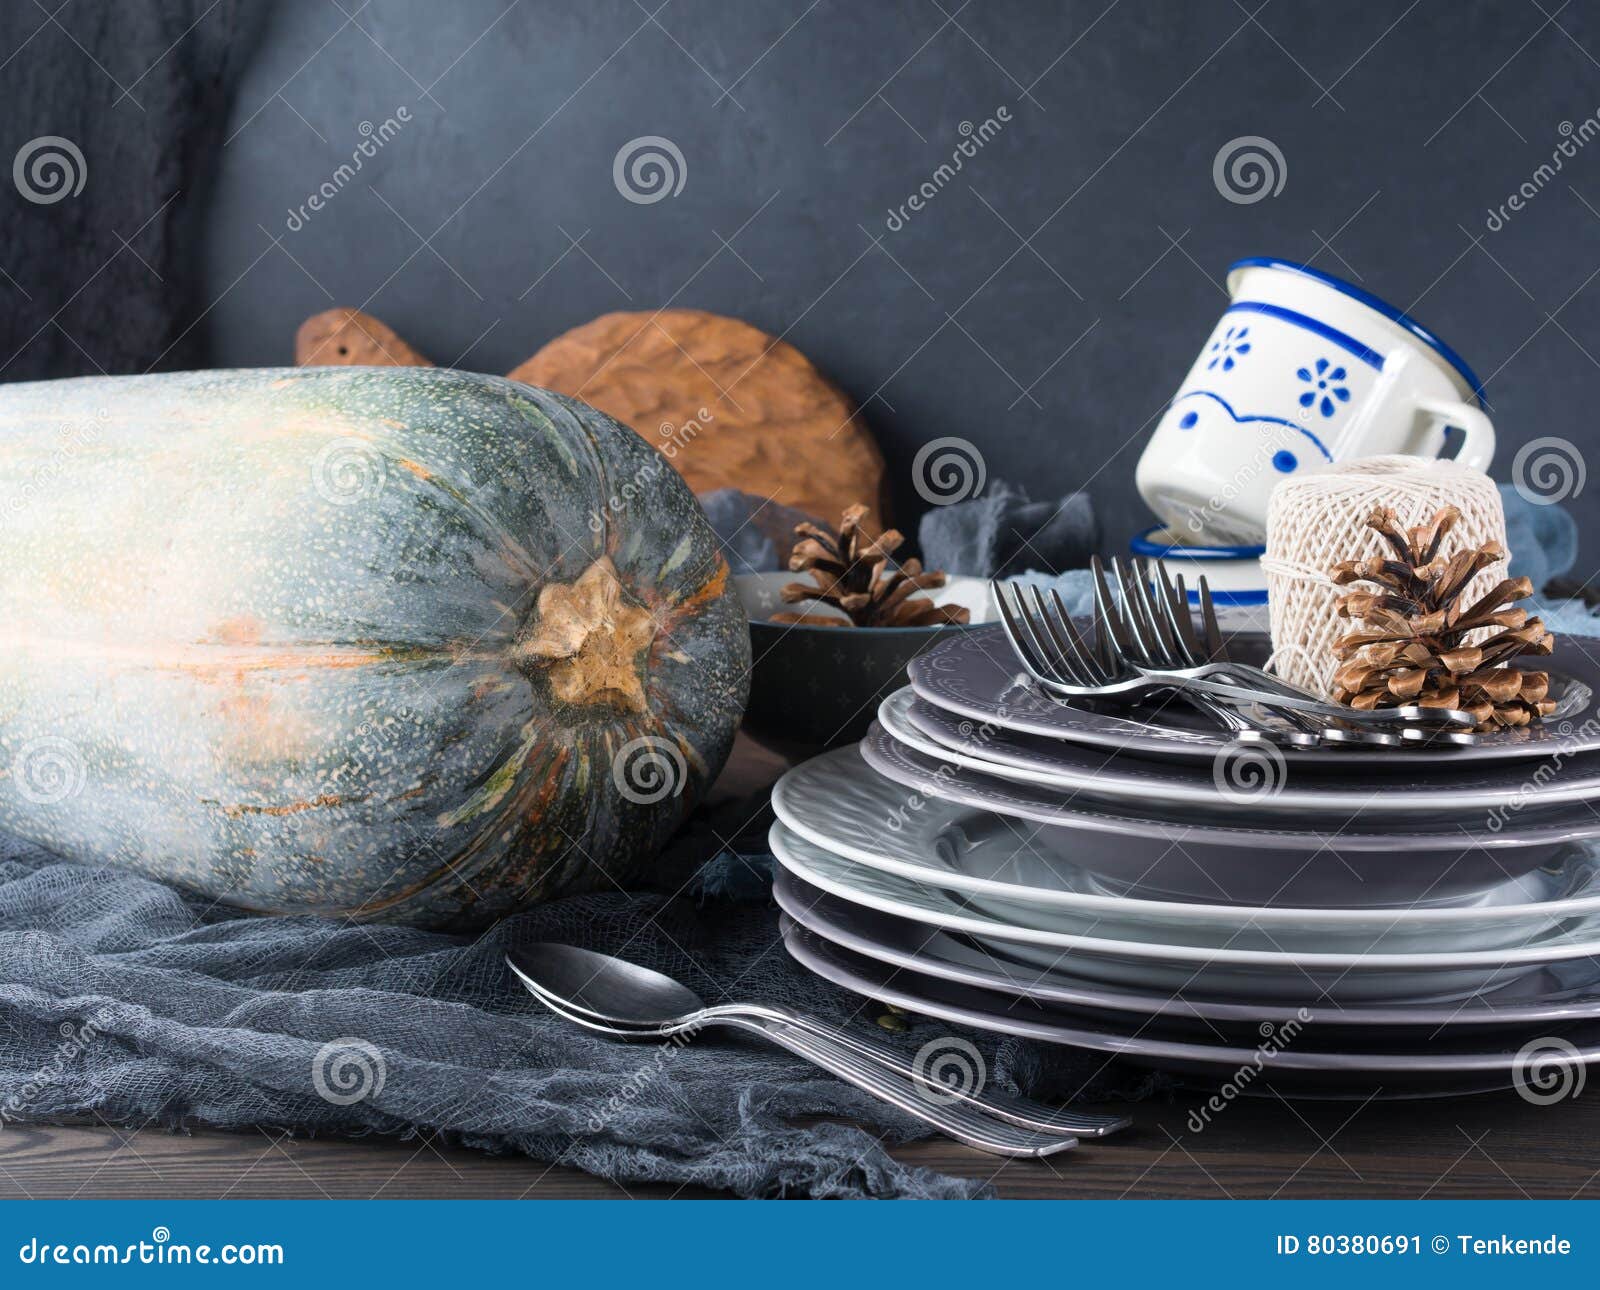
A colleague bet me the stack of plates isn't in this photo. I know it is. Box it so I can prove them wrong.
[771,623,1600,1097]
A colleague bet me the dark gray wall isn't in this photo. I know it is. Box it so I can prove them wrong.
[207,0,1600,566]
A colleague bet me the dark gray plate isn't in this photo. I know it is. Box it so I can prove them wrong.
[780,915,1600,1096]
[773,865,1600,1041]
[859,727,1600,906]
[887,686,1600,815]
[907,625,1596,767]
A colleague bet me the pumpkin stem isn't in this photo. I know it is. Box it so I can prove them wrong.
[512,556,656,713]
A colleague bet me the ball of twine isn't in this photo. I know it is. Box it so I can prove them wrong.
[1262,455,1507,695]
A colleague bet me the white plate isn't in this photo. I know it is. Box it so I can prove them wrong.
[859,728,1597,906]
[772,867,1600,1038]
[769,821,1600,1005]
[769,745,1600,939]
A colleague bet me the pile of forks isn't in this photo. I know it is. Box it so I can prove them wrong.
[993,556,1481,747]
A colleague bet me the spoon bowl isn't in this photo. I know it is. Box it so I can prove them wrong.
[508,942,707,1027]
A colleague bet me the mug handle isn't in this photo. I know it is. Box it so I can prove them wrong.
[1339,348,1495,471]
[1413,397,1494,472]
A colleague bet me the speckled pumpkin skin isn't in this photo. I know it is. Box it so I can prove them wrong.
[0,368,748,928]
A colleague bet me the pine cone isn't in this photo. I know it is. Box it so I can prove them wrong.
[1329,504,1556,731]
[770,504,971,628]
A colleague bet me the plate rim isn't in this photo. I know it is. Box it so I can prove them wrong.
[772,866,1600,1030]
[908,624,1599,768]
[770,746,1600,928]
[860,725,1600,854]
[886,686,1600,815]
[781,916,1600,1075]
[768,819,1600,970]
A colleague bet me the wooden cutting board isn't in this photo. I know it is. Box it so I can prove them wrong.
[294,306,890,529]
[295,308,432,367]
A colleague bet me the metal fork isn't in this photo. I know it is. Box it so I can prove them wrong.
[1108,558,1399,748]
[993,567,1475,742]
[994,579,1313,744]
[1109,556,1477,738]
[1100,556,1332,746]
[1128,558,1479,747]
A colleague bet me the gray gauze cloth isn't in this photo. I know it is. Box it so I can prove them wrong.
[919,481,1099,579]
[0,799,1157,1200]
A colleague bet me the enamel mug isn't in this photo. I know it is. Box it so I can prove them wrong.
[1134,258,1494,546]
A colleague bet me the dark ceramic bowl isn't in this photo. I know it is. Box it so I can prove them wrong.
[735,571,992,749]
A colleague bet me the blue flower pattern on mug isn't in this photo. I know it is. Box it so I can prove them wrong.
[1296,357,1350,418]
[1206,325,1251,371]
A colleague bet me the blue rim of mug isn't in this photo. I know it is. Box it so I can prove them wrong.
[1194,587,1269,607]
[1130,525,1266,560]
[1226,257,1486,405]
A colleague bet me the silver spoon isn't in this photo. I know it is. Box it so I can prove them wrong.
[508,943,1124,1137]
[506,945,1121,1151]
[507,948,1075,1157]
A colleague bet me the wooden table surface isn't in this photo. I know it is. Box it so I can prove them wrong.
[4,733,1595,1200]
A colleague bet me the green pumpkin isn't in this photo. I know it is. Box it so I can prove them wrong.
[0,367,748,928]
